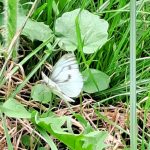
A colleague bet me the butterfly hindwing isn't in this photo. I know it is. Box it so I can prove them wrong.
[42,72,75,102]
[50,54,83,98]
[56,69,83,97]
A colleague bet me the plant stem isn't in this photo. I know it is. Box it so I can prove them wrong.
[130,0,137,149]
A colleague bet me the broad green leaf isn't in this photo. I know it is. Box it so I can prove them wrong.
[36,115,70,134]
[31,84,52,104]
[18,15,52,42]
[2,98,31,118]
[82,68,110,93]
[55,8,108,54]
[82,131,108,150]
[0,13,53,41]
[35,113,108,150]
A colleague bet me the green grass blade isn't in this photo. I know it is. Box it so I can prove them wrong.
[0,36,53,88]
[9,51,52,98]
[130,0,137,149]
[37,127,58,150]
[47,0,53,25]
[1,113,13,150]
[75,10,87,65]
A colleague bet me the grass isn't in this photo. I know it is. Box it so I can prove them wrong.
[0,0,150,149]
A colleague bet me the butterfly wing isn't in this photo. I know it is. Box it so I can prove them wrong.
[51,53,83,97]
[42,72,75,102]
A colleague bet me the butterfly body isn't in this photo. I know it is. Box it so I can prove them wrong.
[42,53,83,102]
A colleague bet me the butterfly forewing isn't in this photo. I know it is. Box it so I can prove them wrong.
[51,54,77,80]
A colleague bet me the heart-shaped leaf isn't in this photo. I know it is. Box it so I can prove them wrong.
[31,84,52,104]
[82,68,110,93]
[55,8,108,54]
[18,15,52,42]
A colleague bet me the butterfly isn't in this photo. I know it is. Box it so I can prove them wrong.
[42,53,83,102]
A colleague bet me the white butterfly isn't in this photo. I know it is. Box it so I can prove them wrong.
[42,53,83,102]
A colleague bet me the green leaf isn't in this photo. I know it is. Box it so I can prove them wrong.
[35,113,108,150]
[82,68,110,93]
[82,131,108,150]
[36,115,70,134]
[38,127,58,150]
[2,98,31,118]
[74,114,94,133]
[55,8,108,54]
[31,84,52,104]
[18,15,52,42]
[21,135,30,147]
[0,13,3,27]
